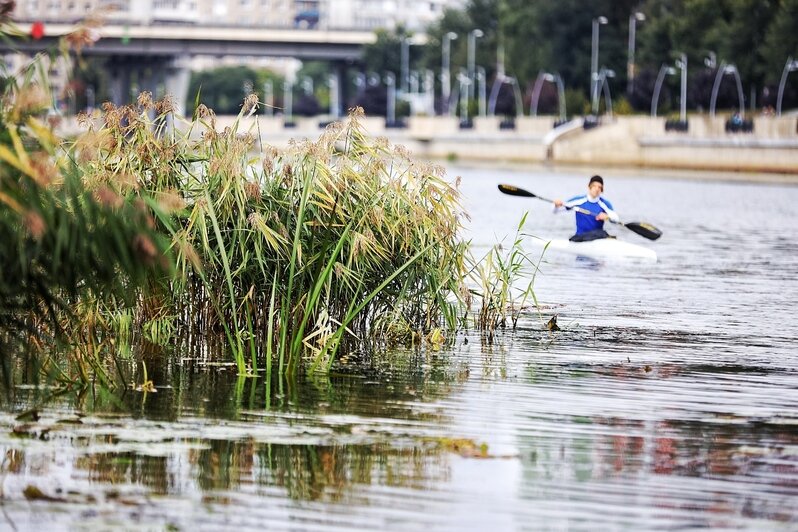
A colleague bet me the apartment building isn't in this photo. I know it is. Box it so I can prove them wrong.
[12,0,463,30]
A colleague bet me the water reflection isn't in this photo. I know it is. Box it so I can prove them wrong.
[1,168,798,529]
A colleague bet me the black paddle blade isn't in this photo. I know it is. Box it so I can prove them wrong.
[624,221,662,241]
[498,184,537,198]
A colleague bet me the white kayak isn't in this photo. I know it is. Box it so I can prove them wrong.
[532,236,657,262]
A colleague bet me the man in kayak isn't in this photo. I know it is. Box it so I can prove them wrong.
[553,175,619,242]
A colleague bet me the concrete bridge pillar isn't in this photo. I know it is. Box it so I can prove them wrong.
[109,60,132,107]
[164,55,192,117]
[332,61,348,118]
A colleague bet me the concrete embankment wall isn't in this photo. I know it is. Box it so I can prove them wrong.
[213,114,798,175]
[552,115,798,174]
[60,112,798,175]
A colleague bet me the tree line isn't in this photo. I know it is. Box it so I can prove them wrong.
[362,0,798,115]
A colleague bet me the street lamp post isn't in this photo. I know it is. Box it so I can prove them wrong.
[601,68,616,117]
[591,16,608,112]
[777,57,798,116]
[400,37,410,95]
[651,63,677,117]
[441,31,457,115]
[385,72,397,125]
[530,72,554,117]
[328,74,339,119]
[283,80,294,126]
[263,80,273,116]
[476,66,486,117]
[627,11,645,94]
[675,53,688,122]
[424,69,435,115]
[593,67,616,116]
[458,68,471,126]
[530,72,567,122]
[467,29,484,102]
[710,62,745,118]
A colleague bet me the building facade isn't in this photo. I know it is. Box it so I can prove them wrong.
[11,0,464,30]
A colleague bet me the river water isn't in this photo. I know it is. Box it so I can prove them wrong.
[1,166,797,530]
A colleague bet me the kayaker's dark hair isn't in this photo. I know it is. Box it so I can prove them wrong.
[589,175,604,186]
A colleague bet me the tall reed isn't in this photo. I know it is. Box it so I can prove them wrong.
[2,53,542,387]
[72,96,472,374]
[0,58,173,388]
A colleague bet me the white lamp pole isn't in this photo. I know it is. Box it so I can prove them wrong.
[467,29,484,102]
[400,37,410,95]
[385,72,396,124]
[651,63,676,117]
[476,66,486,117]
[283,80,293,124]
[627,12,645,94]
[263,80,273,116]
[591,16,608,111]
[777,57,798,116]
[441,31,457,115]
[675,53,688,122]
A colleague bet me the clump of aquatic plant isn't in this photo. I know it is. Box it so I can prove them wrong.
[0,58,173,387]
[469,212,544,341]
[73,95,471,374]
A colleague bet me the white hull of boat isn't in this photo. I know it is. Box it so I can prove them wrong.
[533,237,657,262]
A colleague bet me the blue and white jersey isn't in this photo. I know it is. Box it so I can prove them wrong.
[558,195,619,234]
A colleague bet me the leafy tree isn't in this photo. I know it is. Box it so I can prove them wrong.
[497,0,638,112]
[361,27,413,78]
[761,0,798,109]
[188,66,282,115]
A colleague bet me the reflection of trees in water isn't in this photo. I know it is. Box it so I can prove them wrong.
[252,443,448,501]
[78,452,171,495]
[40,439,449,502]
[516,414,798,523]
[0,343,468,504]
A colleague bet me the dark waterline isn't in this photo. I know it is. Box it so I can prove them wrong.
[1,167,797,530]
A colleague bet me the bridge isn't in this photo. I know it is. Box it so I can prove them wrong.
[2,22,377,60]
[1,21,380,114]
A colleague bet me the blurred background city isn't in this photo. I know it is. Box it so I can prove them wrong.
[3,0,798,172]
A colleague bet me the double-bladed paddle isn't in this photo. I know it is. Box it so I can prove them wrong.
[497,183,662,241]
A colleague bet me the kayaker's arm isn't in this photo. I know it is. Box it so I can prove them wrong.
[597,199,620,222]
[596,210,619,222]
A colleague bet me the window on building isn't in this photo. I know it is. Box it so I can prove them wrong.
[28,0,39,11]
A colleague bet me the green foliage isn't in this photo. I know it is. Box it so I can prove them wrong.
[187,66,282,115]
[563,88,589,118]
[362,28,410,76]
[470,212,542,340]
[613,96,635,115]
[0,14,545,388]
[0,61,173,384]
[429,0,798,113]
[762,0,798,84]
[74,98,473,374]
